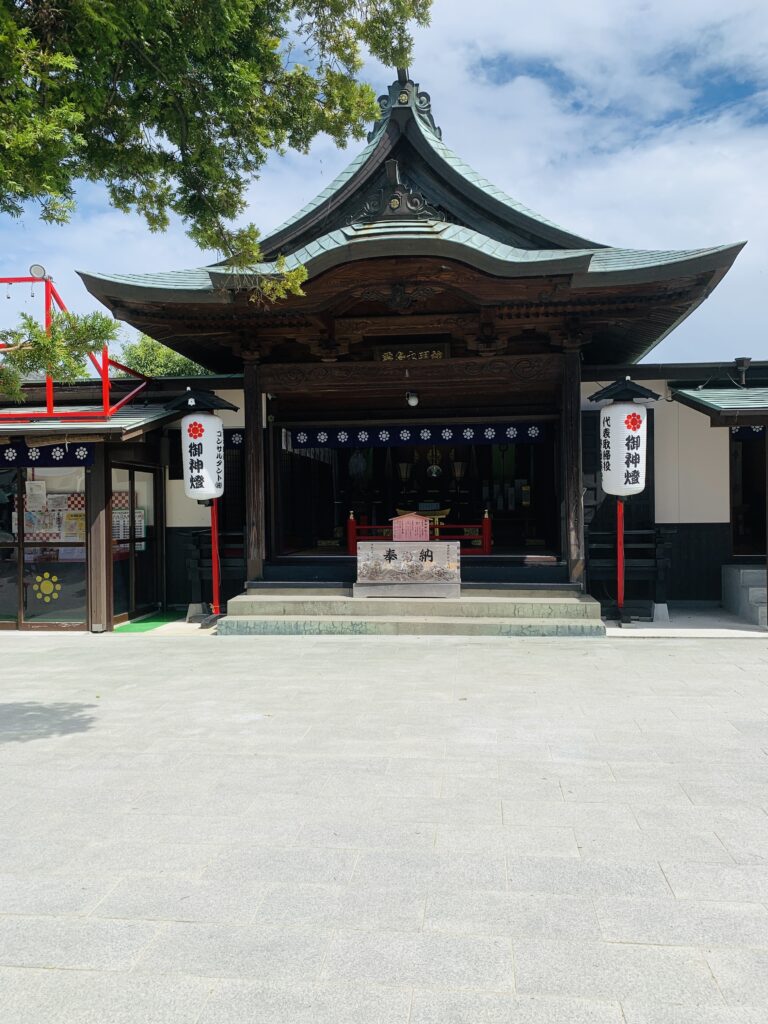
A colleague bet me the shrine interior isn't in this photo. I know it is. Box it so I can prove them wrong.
[277,430,559,559]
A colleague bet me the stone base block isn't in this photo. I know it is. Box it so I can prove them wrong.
[353,583,460,599]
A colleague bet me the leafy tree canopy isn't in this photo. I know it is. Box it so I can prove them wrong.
[0,310,119,400]
[0,0,431,268]
[118,334,213,378]
[0,0,430,398]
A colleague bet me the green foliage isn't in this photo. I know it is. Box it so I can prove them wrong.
[0,311,120,401]
[118,334,214,378]
[0,2,429,392]
[0,0,431,271]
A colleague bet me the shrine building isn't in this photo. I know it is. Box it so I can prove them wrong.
[0,70,765,632]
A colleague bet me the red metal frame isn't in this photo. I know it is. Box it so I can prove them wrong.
[210,498,222,616]
[0,275,149,422]
[347,511,492,555]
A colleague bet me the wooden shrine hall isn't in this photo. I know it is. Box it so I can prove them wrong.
[80,69,743,593]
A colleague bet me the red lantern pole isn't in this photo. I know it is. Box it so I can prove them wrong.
[210,498,221,616]
[617,497,625,612]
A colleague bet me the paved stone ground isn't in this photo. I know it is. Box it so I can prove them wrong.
[1,633,768,1023]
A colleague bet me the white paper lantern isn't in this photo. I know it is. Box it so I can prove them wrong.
[598,402,647,496]
[181,413,224,500]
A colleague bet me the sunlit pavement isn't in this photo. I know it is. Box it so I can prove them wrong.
[1,632,768,1023]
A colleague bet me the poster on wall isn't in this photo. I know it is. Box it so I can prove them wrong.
[62,511,86,542]
[25,481,47,511]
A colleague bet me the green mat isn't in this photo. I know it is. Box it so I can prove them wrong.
[114,613,185,633]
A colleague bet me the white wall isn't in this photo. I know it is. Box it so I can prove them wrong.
[166,476,209,528]
[581,379,730,524]
[653,397,730,523]
[212,389,245,428]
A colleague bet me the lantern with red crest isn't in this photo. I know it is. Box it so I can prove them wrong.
[588,379,660,619]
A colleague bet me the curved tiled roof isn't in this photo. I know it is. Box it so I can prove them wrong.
[80,220,743,305]
[258,73,602,256]
[406,101,601,248]
[260,134,384,248]
[77,70,744,369]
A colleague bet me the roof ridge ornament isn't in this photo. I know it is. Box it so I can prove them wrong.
[348,159,446,224]
[367,72,443,143]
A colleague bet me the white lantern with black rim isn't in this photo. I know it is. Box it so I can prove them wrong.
[599,402,648,496]
[588,379,660,621]
[166,389,240,618]
[181,412,224,501]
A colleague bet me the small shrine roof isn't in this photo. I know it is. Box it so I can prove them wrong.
[0,403,180,439]
[674,388,768,421]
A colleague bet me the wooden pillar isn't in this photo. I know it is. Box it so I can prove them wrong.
[562,348,585,587]
[86,442,109,632]
[243,358,266,580]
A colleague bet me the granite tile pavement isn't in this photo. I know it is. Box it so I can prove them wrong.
[0,632,767,1022]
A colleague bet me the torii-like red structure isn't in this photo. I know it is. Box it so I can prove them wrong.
[0,272,148,422]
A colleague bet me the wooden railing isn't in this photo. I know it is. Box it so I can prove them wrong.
[586,525,675,615]
[346,511,492,555]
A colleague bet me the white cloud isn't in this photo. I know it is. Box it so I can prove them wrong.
[1,0,766,362]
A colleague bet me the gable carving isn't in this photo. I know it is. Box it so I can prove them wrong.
[348,159,446,225]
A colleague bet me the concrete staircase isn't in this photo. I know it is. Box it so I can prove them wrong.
[722,565,767,628]
[217,587,606,637]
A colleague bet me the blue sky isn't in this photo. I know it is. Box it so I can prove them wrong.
[2,0,767,363]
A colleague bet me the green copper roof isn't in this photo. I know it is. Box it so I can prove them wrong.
[261,133,383,248]
[258,73,602,256]
[80,223,742,303]
[405,94,599,248]
[77,70,745,369]
[674,388,768,416]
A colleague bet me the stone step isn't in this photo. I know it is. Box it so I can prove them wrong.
[228,593,602,620]
[739,568,767,587]
[721,565,767,628]
[217,614,607,637]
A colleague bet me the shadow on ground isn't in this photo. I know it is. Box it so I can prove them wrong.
[0,702,97,743]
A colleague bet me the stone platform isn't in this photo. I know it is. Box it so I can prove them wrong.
[722,565,767,628]
[217,588,606,637]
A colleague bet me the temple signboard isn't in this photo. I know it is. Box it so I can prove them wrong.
[391,513,430,542]
[354,541,460,598]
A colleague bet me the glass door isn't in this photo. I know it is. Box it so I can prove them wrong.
[111,466,160,623]
[22,466,88,627]
[0,466,90,629]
